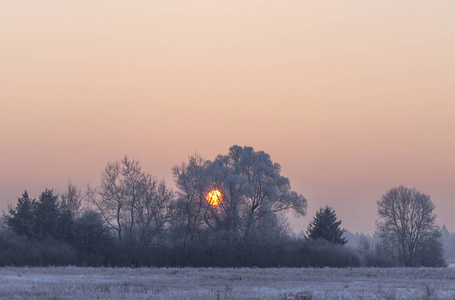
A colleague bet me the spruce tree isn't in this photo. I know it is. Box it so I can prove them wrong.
[5,191,36,238]
[34,189,61,238]
[306,206,347,245]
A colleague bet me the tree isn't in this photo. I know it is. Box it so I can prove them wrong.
[56,200,74,242]
[358,233,371,252]
[171,146,307,266]
[135,178,175,250]
[60,182,82,219]
[89,156,174,248]
[34,189,61,239]
[376,185,444,267]
[172,154,209,245]
[72,210,112,263]
[416,229,446,267]
[306,206,347,245]
[440,225,455,263]
[5,191,36,238]
[174,146,307,237]
[6,189,74,242]
[210,145,308,237]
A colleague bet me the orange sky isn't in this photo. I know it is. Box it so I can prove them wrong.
[1,1,455,234]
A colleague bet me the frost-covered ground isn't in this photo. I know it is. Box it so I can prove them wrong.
[1,267,455,299]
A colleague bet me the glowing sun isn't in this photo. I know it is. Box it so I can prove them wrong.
[206,189,223,206]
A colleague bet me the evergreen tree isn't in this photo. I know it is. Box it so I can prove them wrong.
[34,189,60,238]
[5,191,36,238]
[6,189,75,242]
[306,206,347,245]
[56,200,74,242]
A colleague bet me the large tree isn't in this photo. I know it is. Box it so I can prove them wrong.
[172,146,307,266]
[306,206,347,245]
[89,156,174,248]
[174,146,307,239]
[376,185,444,267]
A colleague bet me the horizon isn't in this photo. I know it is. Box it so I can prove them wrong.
[2,1,455,235]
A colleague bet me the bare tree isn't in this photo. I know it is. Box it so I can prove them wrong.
[60,182,82,219]
[358,234,371,252]
[172,154,210,246]
[88,160,124,241]
[120,157,144,243]
[376,185,442,267]
[135,178,174,249]
[89,156,174,248]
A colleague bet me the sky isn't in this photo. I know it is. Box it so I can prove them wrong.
[1,1,455,234]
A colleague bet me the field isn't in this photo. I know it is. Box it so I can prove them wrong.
[1,267,455,299]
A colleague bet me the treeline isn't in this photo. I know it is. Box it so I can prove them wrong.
[0,146,447,267]
[346,227,454,265]
[0,195,391,267]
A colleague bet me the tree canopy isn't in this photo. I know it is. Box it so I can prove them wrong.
[173,146,308,240]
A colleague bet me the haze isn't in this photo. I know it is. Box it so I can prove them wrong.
[1,1,455,234]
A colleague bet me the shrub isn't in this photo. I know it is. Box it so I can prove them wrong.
[0,231,77,266]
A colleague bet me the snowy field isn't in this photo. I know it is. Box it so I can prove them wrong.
[1,267,455,299]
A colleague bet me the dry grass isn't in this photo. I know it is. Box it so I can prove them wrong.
[0,267,454,299]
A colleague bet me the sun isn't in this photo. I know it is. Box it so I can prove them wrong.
[206,189,223,206]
